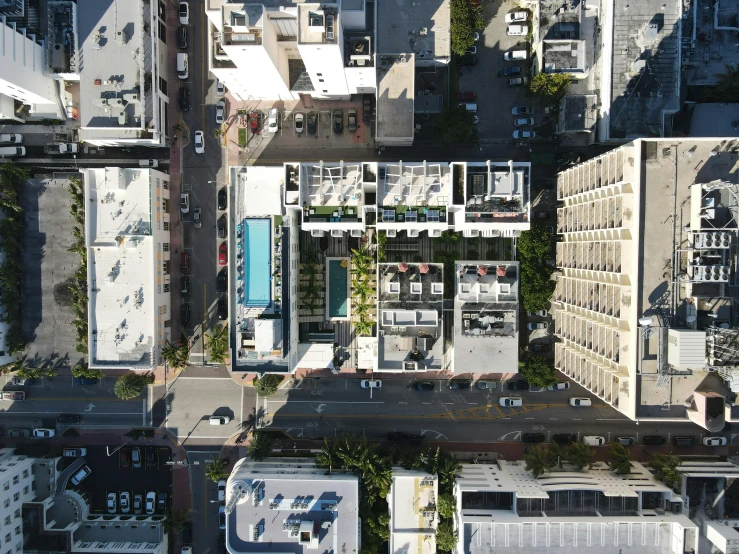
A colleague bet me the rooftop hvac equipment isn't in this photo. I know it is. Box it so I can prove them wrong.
[694,231,732,249]
[699,265,730,282]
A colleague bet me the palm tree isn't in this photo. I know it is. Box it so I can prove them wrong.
[606,443,632,474]
[248,431,274,461]
[353,319,373,337]
[524,445,552,477]
[648,453,681,488]
[163,507,190,534]
[567,442,595,470]
[162,336,189,370]
[213,127,225,139]
[205,458,229,482]
[114,373,146,400]
[316,438,338,473]
[206,324,229,364]
[438,454,462,494]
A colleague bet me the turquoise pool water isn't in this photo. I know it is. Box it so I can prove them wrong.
[327,259,349,318]
[243,218,271,307]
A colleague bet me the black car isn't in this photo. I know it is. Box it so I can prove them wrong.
[217,297,227,320]
[217,269,227,293]
[145,446,157,469]
[217,188,227,210]
[217,216,226,239]
[181,276,190,295]
[522,433,545,443]
[177,25,188,49]
[179,87,190,111]
[182,521,192,543]
[456,55,477,66]
[643,435,666,446]
[157,492,167,512]
[333,109,343,134]
[388,431,425,442]
[553,433,576,445]
[181,304,191,327]
[57,414,81,424]
[307,112,317,135]
[363,97,372,124]
[502,66,522,76]
[448,379,472,390]
[506,380,530,391]
[412,381,434,391]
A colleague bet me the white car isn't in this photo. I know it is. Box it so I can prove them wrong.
[294,112,304,134]
[547,382,570,390]
[473,31,480,41]
[180,192,190,214]
[215,100,225,125]
[268,108,279,133]
[527,309,548,317]
[527,322,547,331]
[217,480,226,501]
[505,11,528,23]
[499,396,523,407]
[178,1,189,25]
[32,428,55,438]
[703,436,728,446]
[361,380,382,389]
[70,465,91,485]
[194,130,204,154]
[507,24,529,36]
[513,130,536,139]
[120,491,131,513]
[216,79,225,96]
[107,492,117,514]
[145,491,156,515]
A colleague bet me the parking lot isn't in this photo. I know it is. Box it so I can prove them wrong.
[457,1,534,140]
[68,445,173,515]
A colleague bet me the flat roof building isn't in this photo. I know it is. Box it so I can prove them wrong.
[388,470,438,554]
[376,0,450,64]
[84,167,172,370]
[224,457,359,554]
[376,54,415,146]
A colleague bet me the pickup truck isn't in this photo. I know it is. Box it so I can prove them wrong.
[1,391,25,401]
[45,143,80,155]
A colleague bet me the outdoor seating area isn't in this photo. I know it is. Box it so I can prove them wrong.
[378,205,448,223]
[379,162,450,207]
[461,310,515,338]
[379,262,443,301]
[457,264,518,303]
[303,205,361,223]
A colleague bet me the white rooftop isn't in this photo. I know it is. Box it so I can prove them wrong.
[300,162,364,208]
[389,470,438,554]
[240,167,284,216]
[380,161,449,208]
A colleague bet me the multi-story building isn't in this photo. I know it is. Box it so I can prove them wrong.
[83,167,172,371]
[388,469,438,554]
[223,457,359,553]
[554,138,738,429]
[0,450,36,554]
[76,0,168,146]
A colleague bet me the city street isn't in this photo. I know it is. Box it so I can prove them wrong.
[185,450,226,554]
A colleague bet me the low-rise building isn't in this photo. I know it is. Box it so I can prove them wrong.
[223,457,359,554]
[84,167,171,370]
[388,469,438,554]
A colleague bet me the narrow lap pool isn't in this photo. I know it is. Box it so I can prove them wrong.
[242,218,271,308]
[326,258,349,319]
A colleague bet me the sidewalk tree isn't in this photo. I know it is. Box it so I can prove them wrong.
[524,445,552,477]
[528,72,572,104]
[206,324,229,364]
[248,430,275,461]
[205,458,229,483]
[648,453,681,488]
[567,442,595,470]
[71,364,103,380]
[435,106,475,144]
[162,335,189,370]
[437,493,456,519]
[450,0,483,56]
[114,373,147,400]
[606,443,632,474]
[519,355,557,388]
[253,374,283,397]
[517,223,552,261]
[163,507,189,534]
[437,520,458,553]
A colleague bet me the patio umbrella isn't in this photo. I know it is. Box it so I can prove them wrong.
[420,264,430,274]
[477,265,488,277]
[497,266,507,277]
[398,262,409,273]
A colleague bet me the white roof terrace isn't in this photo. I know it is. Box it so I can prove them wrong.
[379,161,450,208]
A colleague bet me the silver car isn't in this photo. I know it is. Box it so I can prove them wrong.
[215,100,225,124]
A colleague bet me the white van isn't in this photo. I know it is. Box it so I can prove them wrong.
[209,415,231,425]
[569,397,592,407]
[267,108,279,133]
[504,50,527,61]
[0,134,22,144]
[582,436,605,446]
[177,53,189,80]
[457,103,478,113]
[0,146,25,157]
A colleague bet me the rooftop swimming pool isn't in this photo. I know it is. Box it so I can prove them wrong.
[326,258,350,320]
[242,218,271,308]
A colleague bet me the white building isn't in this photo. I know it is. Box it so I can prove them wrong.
[76,0,168,146]
[84,167,172,370]
[388,469,438,554]
[223,457,359,554]
[205,0,375,101]
[455,459,698,554]
[0,450,36,554]
[0,15,67,121]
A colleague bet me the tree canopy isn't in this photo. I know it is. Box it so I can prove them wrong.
[519,355,557,388]
[434,106,476,144]
[518,223,556,312]
[253,374,284,397]
[450,0,483,56]
[528,72,572,104]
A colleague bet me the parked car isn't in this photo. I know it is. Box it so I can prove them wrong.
[568,397,592,407]
[703,436,727,446]
[217,270,227,293]
[218,505,226,529]
[546,382,570,390]
[146,446,157,469]
[553,433,576,445]
[527,309,548,317]
[499,396,523,407]
[32,428,55,438]
[347,109,357,132]
[145,491,156,515]
[215,100,225,124]
[465,46,477,55]
[506,24,529,35]
[181,304,191,327]
[527,322,547,331]
[333,110,343,134]
[217,216,226,238]
[456,91,477,101]
[158,492,167,513]
[267,108,279,133]
[502,66,522,77]
[448,379,472,390]
[522,433,545,443]
[362,98,372,123]
[70,466,91,485]
[139,159,158,168]
[57,414,81,424]
[217,297,227,320]
[120,492,131,513]
[388,431,425,442]
[643,435,666,446]
[179,87,190,111]
[615,436,635,446]
[219,243,227,265]
[412,381,434,391]
[505,11,528,22]
[9,376,32,386]
[107,492,117,514]
[63,447,87,457]
[120,447,130,468]
[132,447,142,468]
[307,112,318,135]
[504,50,527,61]
[672,436,695,447]
[249,112,261,135]
[193,208,202,229]
[209,415,231,425]
[218,188,227,210]
[133,494,143,514]
[294,112,304,133]
[508,77,529,87]
[216,79,225,96]
[177,25,188,49]
[514,117,535,127]
[0,134,22,144]
[180,252,191,274]
[512,106,534,115]
[8,429,30,438]
[178,1,189,25]
[476,380,497,390]
[217,480,226,502]
[513,130,536,139]
[456,55,477,66]
[506,380,529,391]
[194,130,204,153]
[180,192,190,214]
[361,380,382,389]
[582,436,605,446]
[473,31,480,41]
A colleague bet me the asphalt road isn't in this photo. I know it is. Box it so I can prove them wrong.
[185,450,225,554]
[261,377,714,444]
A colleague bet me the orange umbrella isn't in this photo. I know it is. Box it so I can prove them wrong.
[398,262,409,272]
[420,264,430,274]
[477,265,488,276]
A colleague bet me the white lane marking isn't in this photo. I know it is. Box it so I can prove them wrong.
[468,402,478,405]
[525,417,534,420]
[265,400,383,404]
[84,403,96,412]
[176,376,232,380]
[445,402,454,405]
[497,431,521,441]
[399,402,408,404]
[573,418,582,421]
